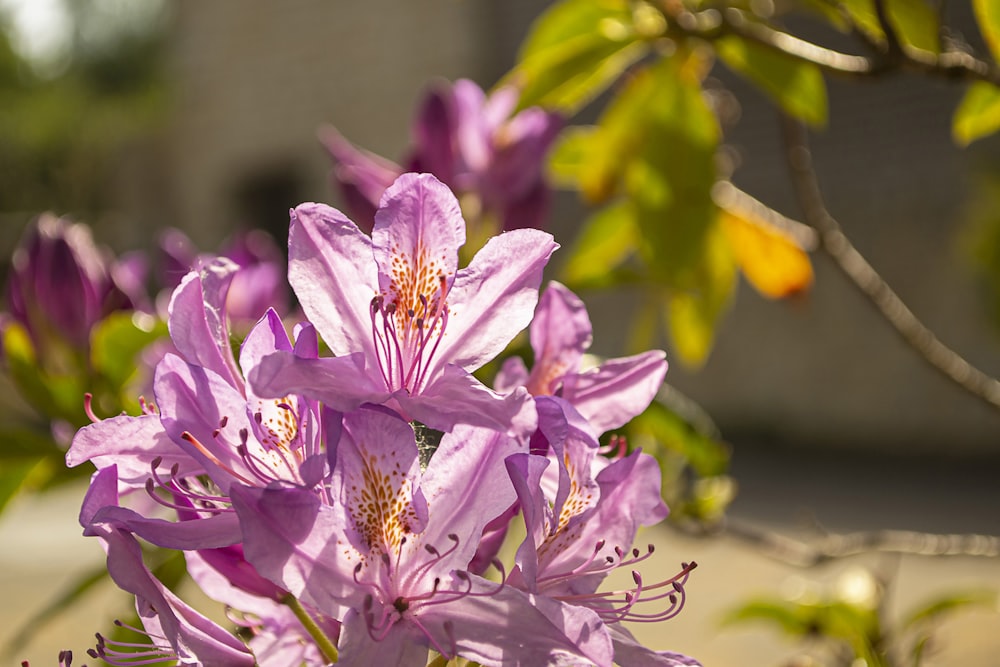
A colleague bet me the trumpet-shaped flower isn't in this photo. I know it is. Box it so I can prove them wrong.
[250,172,554,432]
[67,260,331,551]
[496,281,667,435]
[231,407,613,666]
[506,398,699,666]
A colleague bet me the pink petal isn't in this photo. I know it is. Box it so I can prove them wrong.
[436,228,557,374]
[373,173,465,318]
[288,202,379,359]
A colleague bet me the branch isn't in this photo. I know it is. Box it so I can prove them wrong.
[662,5,1000,87]
[779,116,1000,412]
[680,517,1000,567]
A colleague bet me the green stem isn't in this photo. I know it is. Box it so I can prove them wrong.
[282,593,339,663]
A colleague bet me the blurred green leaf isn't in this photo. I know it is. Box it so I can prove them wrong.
[723,599,816,635]
[838,0,941,53]
[626,55,720,285]
[547,125,598,187]
[974,0,1000,61]
[716,36,828,127]
[561,201,638,288]
[630,399,729,477]
[902,589,997,630]
[2,323,88,423]
[91,311,166,393]
[508,0,649,113]
[953,81,1000,145]
[0,457,48,514]
[0,427,61,458]
[663,222,737,367]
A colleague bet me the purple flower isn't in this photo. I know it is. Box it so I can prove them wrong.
[250,172,555,432]
[80,466,256,667]
[496,281,668,435]
[506,398,700,666]
[5,213,148,352]
[67,260,326,551]
[157,227,289,328]
[321,79,562,235]
[231,407,613,666]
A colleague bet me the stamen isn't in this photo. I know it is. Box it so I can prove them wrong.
[180,431,256,485]
[83,393,100,423]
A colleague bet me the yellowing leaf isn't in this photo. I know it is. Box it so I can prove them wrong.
[953,81,1000,146]
[721,208,814,299]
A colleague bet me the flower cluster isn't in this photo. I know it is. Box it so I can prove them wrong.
[68,173,698,666]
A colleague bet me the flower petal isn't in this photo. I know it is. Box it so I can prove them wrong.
[239,308,293,376]
[418,578,614,667]
[168,258,243,389]
[437,228,557,374]
[248,351,389,412]
[608,626,702,666]
[288,202,379,358]
[337,609,429,667]
[399,364,531,432]
[154,353,258,492]
[528,282,592,395]
[562,350,667,434]
[67,413,202,490]
[372,173,465,319]
[230,484,356,617]
[415,423,520,573]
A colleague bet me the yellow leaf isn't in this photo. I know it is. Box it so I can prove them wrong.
[721,208,814,299]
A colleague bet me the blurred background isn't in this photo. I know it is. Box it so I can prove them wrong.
[0,1,998,665]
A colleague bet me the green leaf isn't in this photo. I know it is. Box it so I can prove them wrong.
[561,201,638,288]
[630,398,729,477]
[547,125,598,188]
[953,81,1000,145]
[518,0,630,61]
[508,0,649,113]
[902,589,997,629]
[974,0,1000,61]
[91,311,166,391]
[662,221,737,367]
[716,36,828,127]
[0,457,47,515]
[889,0,941,53]
[838,0,941,54]
[722,599,816,636]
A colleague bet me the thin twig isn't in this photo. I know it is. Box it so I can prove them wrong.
[779,116,1000,411]
[661,5,1000,87]
[680,518,1000,567]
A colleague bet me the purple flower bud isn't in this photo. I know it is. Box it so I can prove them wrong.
[5,213,147,350]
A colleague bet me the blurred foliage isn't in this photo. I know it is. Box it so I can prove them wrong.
[0,1,167,220]
[0,3,169,506]
[508,0,1000,370]
[724,566,997,666]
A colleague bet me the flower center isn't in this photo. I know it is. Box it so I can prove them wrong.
[369,273,449,394]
